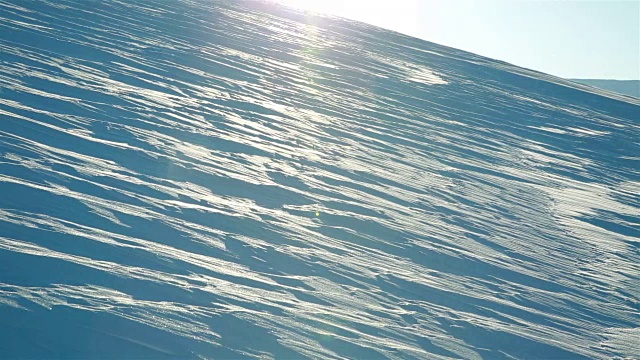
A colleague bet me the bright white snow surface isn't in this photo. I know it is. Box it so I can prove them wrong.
[0,1,638,359]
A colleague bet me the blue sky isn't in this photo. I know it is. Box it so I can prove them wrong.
[279,0,639,80]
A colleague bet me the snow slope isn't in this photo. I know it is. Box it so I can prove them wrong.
[0,0,638,358]
[570,79,640,99]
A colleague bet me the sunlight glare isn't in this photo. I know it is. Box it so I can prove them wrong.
[276,0,422,36]
[277,0,354,16]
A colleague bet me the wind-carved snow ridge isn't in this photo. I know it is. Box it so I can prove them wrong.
[0,0,638,359]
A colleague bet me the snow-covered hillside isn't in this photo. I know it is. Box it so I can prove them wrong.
[570,79,640,99]
[0,1,638,358]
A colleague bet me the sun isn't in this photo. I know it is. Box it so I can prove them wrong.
[275,0,352,17]
[273,0,422,39]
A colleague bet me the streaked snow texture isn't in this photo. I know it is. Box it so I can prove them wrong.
[0,1,638,358]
